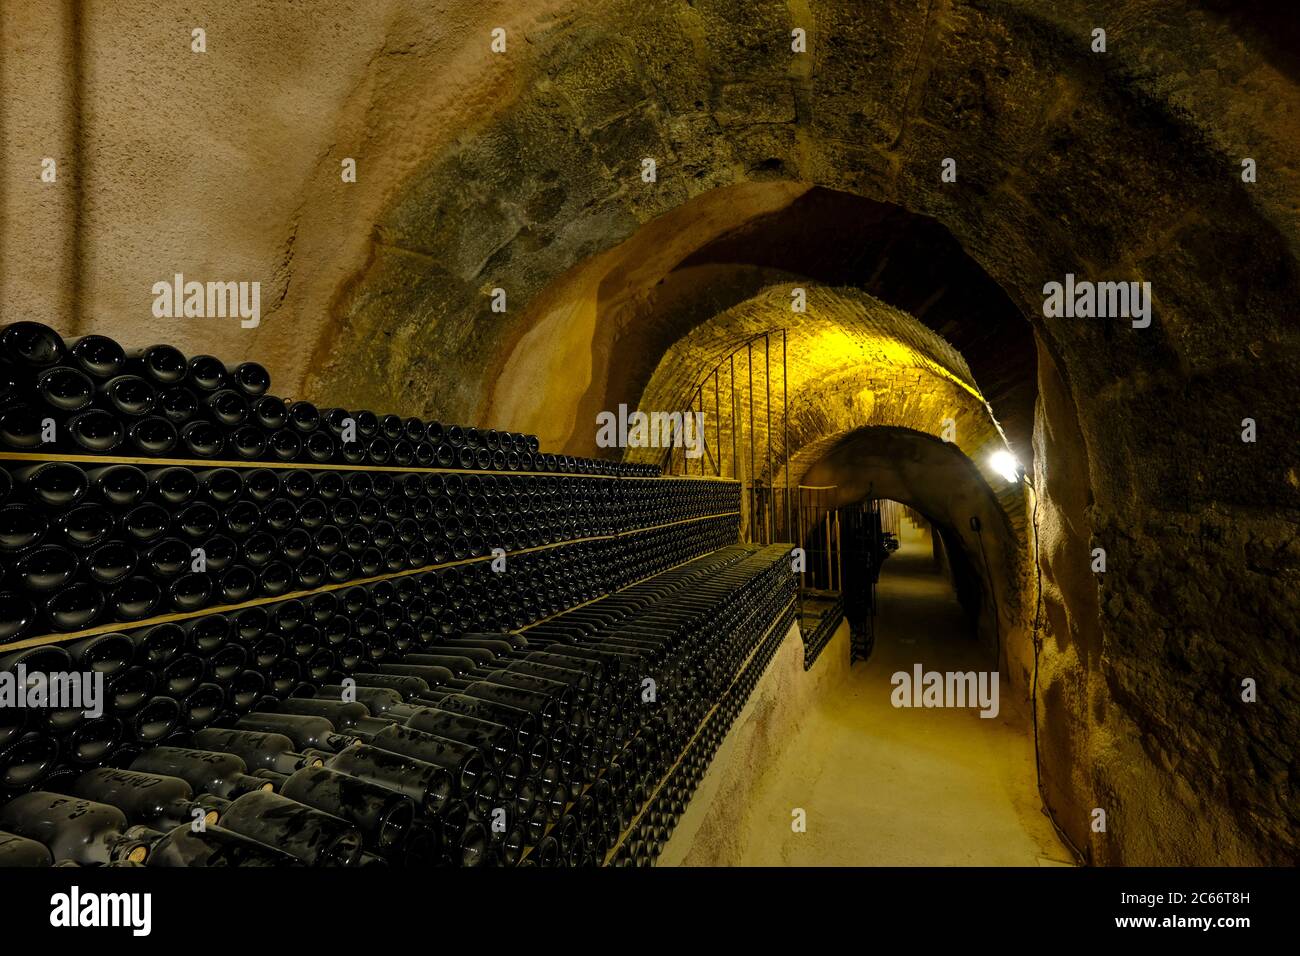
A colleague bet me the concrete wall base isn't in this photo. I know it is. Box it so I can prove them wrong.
[660,619,852,866]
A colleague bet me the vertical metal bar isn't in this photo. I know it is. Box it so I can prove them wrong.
[695,386,702,476]
[747,341,755,543]
[795,486,801,547]
[730,354,737,481]
[795,496,806,587]
[782,328,790,543]
[834,509,843,592]
[824,507,832,590]
[714,369,721,478]
[764,333,773,545]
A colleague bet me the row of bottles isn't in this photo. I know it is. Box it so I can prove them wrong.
[0,460,738,639]
[0,321,772,866]
[0,321,658,476]
[0,466,736,565]
[0,543,797,866]
[0,517,741,794]
[611,589,794,866]
[0,500,738,640]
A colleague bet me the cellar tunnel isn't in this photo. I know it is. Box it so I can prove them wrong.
[797,426,1025,667]
[1,0,1297,870]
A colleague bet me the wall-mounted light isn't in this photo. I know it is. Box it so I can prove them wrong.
[989,450,1021,484]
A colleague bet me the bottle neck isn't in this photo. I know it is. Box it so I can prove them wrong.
[159,798,218,830]
[253,769,289,789]
[276,749,325,773]
[301,747,338,766]
[195,793,231,819]
[324,732,359,752]
[223,773,275,799]
[102,829,153,865]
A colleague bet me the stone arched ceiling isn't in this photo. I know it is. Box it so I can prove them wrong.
[479,185,1037,461]
[670,187,1037,463]
[302,0,1299,515]
[627,286,1015,505]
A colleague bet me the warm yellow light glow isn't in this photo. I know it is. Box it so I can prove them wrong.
[798,326,987,404]
[989,450,1021,483]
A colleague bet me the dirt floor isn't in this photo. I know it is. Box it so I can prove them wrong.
[664,521,1074,867]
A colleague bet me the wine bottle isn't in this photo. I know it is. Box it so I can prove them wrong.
[278,765,416,852]
[206,642,248,683]
[287,401,320,433]
[128,344,187,385]
[128,746,273,799]
[176,502,218,540]
[141,537,189,579]
[227,361,270,397]
[217,790,363,867]
[36,366,94,412]
[252,395,288,430]
[143,823,303,867]
[0,502,49,554]
[0,830,53,866]
[147,466,198,506]
[269,698,393,738]
[66,408,124,452]
[128,696,181,745]
[104,667,153,718]
[100,374,156,416]
[304,430,334,463]
[66,334,126,380]
[230,425,266,459]
[180,420,225,458]
[126,416,178,455]
[43,580,104,630]
[439,800,488,868]
[86,464,148,507]
[192,727,324,775]
[1,321,65,368]
[179,683,225,729]
[405,708,528,773]
[64,631,134,677]
[167,571,212,612]
[315,744,452,816]
[234,712,357,753]
[227,671,266,715]
[404,691,540,752]
[156,386,197,423]
[205,389,248,426]
[0,404,49,450]
[107,575,161,621]
[0,792,151,864]
[60,502,115,549]
[187,355,226,392]
[65,716,121,765]
[14,545,79,592]
[266,428,300,461]
[366,724,487,799]
[69,767,218,830]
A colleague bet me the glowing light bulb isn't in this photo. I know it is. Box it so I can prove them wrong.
[989,450,1021,483]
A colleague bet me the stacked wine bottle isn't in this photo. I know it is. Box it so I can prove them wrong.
[0,321,798,867]
[0,321,658,474]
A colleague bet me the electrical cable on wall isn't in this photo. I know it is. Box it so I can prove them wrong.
[969,514,1000,672]
[1025,473,1088,867]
